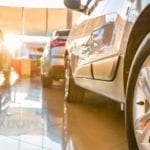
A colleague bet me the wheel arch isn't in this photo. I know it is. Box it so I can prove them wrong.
[123,5,150,92]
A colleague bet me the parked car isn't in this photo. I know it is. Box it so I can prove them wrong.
[41,29,70,87]
[64,0,150,150]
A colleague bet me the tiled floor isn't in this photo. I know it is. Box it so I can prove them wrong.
[0,77,63,150]
[0,76,128,150]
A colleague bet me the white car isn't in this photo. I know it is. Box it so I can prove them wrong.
[41,29,70,87]
[64,0,150,150]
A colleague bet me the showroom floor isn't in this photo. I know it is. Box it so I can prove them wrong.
[0,76,128,150]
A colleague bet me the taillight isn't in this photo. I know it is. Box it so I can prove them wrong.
[50,38,66,48]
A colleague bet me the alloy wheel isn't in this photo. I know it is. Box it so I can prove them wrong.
[133,56,150,150]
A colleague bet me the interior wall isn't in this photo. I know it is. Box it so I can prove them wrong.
[0,6,79,36]
[0,7,22,34]
[23,8,46,35]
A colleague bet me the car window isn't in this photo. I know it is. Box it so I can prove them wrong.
[92,22,115,50]
[55,30,70,36]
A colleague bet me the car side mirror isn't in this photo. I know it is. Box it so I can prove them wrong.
[64,0,81,9]
[64,0,87,12]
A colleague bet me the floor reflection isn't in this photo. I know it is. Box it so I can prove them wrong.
[0,77,128,150]
[63,93,128,150]
[0,78,62,150]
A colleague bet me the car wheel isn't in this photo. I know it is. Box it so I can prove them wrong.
[64,55,85,102]
[126,34,150,150]
[41,75,50,88]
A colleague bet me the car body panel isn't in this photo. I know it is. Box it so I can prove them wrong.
[75,63,92,78]
[74,56,125,102]
[65,0,150,102]
[50,46,65,67]
[92,56,119,80]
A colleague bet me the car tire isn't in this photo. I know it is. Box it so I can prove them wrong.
[41,75,51,88]
[64,55,85,102]
[126,33,150,150]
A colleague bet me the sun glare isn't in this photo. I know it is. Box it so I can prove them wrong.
[4,34,22,53]
[0,0,65,8]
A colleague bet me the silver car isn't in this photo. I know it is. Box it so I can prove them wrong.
[41,29,70,87]
[64,0,150,149]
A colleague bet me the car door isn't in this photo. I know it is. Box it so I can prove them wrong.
[88,13,121,81]
[74,15,106,79]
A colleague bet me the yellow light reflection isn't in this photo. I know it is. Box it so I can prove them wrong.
[4,34,22,54]
[10,70,19,84]
[0,70,19,85]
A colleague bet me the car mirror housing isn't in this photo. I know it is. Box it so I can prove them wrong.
[64,0,81,9]
[64,0,87,13]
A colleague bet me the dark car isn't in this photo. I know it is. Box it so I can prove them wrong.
[41,29,70,87]
[64,0,150,150]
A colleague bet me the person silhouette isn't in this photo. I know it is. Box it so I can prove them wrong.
[0,30,12,84]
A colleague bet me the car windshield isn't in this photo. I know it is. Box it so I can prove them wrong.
[55,30,70,36]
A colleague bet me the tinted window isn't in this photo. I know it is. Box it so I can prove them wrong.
[55,30,70,36]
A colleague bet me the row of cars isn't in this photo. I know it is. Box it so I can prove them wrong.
[41,0,150,149]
